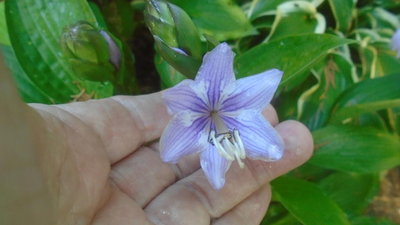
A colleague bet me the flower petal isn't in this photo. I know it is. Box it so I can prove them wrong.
[163,79,209,114]
[221,69,283,112]
[222,110,284,161]
[160,111,210,163]
[195,43,235,108]
[200,145,232,190]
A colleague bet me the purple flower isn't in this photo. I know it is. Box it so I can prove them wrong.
[391,29,400,58]
[160,43,284,190]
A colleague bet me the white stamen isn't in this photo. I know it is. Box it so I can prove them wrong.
[234,151,245,168]
[233,129,245,159]
[232,141,240,154]
[210,131,234,160]
[209,129,246,168]
[222,138,236,156]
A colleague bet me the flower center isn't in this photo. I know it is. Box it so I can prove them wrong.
[209,112,246,168]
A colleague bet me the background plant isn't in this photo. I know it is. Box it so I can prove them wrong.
[1,0,400,224]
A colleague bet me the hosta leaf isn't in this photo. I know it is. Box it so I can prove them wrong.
[318,172,379,216]
[0,2,10,45]
[267,11,320,41]
[154,54,185,88]
[370,8,400,30]
[266,1,325,41]
[374,46,400,76]
[299,53,354,130]
[351,216,399,225]
[359,45,378,78]
[261,213,301,225]
[331,74,400,122]
[311,125,400,173]
[328,0,354,32]
[389,107,400,134]
[235,34,354,85]
[169,0,254,40]
[272,176,350,225]
[5,0,111,103]
[356,112,388,130]
[1,45,52,103]
[247,0,317,20]
[358,42,400,79]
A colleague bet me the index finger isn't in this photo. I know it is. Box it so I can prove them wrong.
[32,92,170,163]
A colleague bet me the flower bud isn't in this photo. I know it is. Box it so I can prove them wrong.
[145,0,203,58]
[145,0,178,47]
[154,36,200,78]
[145,0,204,77]
[61,21,121,82]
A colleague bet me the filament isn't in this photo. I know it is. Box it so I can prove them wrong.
[209,129,246,168]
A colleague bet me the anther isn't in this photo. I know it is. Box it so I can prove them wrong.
[209,129,247,167]
[210,130,234,160]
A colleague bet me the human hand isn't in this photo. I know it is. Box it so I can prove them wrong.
[23,92,312,225]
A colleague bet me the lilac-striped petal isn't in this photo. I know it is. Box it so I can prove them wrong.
[221,69,283,113]
[160,111,210,163]
[163,79,209,114]
[222,110,284,161]
[200,145,232,190]
[195,43,235,109]
[391,29,400,58]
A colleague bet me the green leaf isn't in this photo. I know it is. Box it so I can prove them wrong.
[328,0,354,32]
[358,41,400,79]
[292,162,332,181]
[266,1,325,41]
[154,54,186,88]
[169,0,254,40]
[351,216,399,225]
[318,172,379,216]
[272,176,350,225]
[298,53,354,130]
[331,74,400,122]
[375,46,400,76]
[358,45,378,78]
[311,126,400,173]
[6,0,111,103]
[247,0,317,19]
[88,2,108,29]
[389,107,400,134]
[267,11,320,41]
[235,34,354,84]
[370,8,400,30]
[0,2,10,45]
[247,0,285,19]
[262,213,301,225]
[1,45,52,103]
[358,41,400,78]
[356,112,388,130]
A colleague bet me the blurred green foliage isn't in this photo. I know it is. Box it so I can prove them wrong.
[1,0,400,224]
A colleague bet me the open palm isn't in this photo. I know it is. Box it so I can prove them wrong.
[28,92,313,225]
